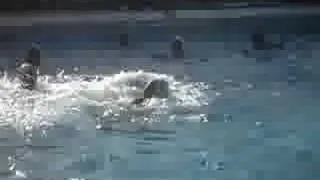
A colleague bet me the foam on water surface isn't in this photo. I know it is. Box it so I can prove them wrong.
[0,69,212,134]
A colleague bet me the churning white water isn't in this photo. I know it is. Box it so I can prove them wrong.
[0,69,212,134]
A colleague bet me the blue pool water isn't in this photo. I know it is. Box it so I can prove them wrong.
[0,12,319,180]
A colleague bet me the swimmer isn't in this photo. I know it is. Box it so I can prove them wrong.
[243,28,283,56]
[251,31,283,50]
[131,79,169,105]
[25,42,40,71]
[16,62,37,90]
[15,43,41,90]
[0,65,4,77]
[171,35,184,59]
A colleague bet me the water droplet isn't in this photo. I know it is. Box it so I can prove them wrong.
[25,125,33,131]
[200,158,208,167]
[130,118,136,122]
[199,151,209,168]
[215,92,222,96]
[200,114,208,123]
[41,129,47,137]
[14,170,27,178]
[255,121,263,127]
[8,163,16,171]
[71,107,80,112]
[214,161,225,171]
[200,151,208,158]
[73,66,79,72]
[169,115,176,121]
[224,114,232,122]
[113,113,120,117]
[272,92,281,97]
[96,124,102,130]
[247,83,254,89]
[8,156,16,171]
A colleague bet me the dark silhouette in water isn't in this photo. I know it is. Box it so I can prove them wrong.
[25,43,41,67]
[120,33,129,47]
[251,32,283,50]
[131,79,169,105]
[243,29,284,58]
[251,32,267,50]
[15,43,41,90]
[171,36,184,59]
[151,35,185,60]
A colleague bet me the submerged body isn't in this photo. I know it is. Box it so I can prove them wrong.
[15,43,40,90]
[131,79,169,105]
[251,32,283,51]
[25,43,41,67]
[16,62,38,90]
[171,36,184,59]
[243,32,284,60]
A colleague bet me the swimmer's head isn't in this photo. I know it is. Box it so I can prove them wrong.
[143,79,169,99]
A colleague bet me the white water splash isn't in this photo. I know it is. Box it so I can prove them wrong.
[0,69,212,133]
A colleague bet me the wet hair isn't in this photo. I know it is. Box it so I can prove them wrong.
[143,79,169,99]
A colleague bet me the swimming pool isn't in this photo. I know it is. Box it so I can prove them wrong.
[0,11,319,180]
